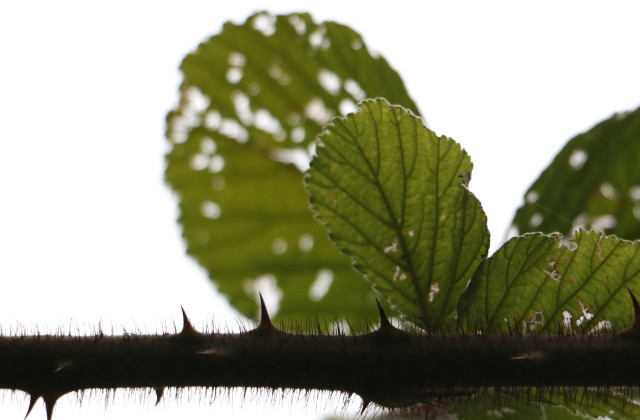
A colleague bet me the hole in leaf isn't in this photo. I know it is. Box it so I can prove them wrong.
[568,149,588,170]
[204,110,222,130]
[305,98,333,124]
[228,52,246,67]
[576,300,595,326]
[288,15,306,35]
[428,283,439,303]
[351,39,363,50]
[200,137,217,155]
[201,201,221,219]
[309,25,329,49]
[254,109,283,135]
[339,98,357,115]
[170,129,187,144]
[226,68,243,84]
[298,234,314,252]
[252,13,276,36]
[600,183,617,200]
[529,213,543,228]
[309,269,334,302]
[190,153,210,171]
[271,147,310,172]
[291,126,305,143]
[172,114,198,135]
[344,79,366,101]
[208,155,225,173]
[384,239,398,254]
[318,68,341,95]
[392,266,401,282]
[591,215,616,231]
[184,86,210,115]
[218,119,249,143]
[525,190,539,203]
[630,185,640,201]
[634,205,640,221]
[232,91,253,125]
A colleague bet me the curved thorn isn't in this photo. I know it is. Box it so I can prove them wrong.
[376,299,393,329]
[24,394,39,419]
[627,288,640,334]
[179,305,200,338]
[256,293,277,333]
[154,387,165,406]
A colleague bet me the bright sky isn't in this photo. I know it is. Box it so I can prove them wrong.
[1,2,639,419]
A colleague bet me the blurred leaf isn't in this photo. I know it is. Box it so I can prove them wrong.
[512,107,640,239]
[306,99,489,329]
[458,230,640,333]
[165,12,419,321]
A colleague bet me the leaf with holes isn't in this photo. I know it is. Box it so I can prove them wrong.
[306,99,489,330]
[165,12,419,321]
[457,229,640,333]
[512,106,640,239]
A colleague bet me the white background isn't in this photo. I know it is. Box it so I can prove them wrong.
[1,1,639,419]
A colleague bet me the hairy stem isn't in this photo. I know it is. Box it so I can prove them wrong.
[3,299,640,419]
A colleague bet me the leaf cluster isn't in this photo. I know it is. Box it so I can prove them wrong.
[165,11,640,419]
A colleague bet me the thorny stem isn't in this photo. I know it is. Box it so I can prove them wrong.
[4,296,640,419]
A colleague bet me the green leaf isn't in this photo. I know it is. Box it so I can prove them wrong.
[165,12,420,321]
[512,106,640,239]
[458,229,640,333]
[306,99,489,329]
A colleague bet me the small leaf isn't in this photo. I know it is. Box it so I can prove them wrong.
[165,12,420,321]
[306,99,489,330]
[512,106,640,239]
[458,230,640,333]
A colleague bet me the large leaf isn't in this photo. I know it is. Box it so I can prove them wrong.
[458,229,640,333]
[306,99,489,330]
[512,106,640,239]
[165,12,419,321]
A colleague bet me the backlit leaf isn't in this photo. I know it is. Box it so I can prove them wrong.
[165,12,419,321]
[512,106,640,239]
[458,230,640,333]
[306,99,489,330]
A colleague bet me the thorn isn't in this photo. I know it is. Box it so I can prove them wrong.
[179,305,201,338]
[154,387,164,406]
[376,299,394,331]
[24,394,38,419]
[625,288,640,335]
[42,394,59,420]
[254,293,277,334]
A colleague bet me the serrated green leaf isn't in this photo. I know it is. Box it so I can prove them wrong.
[306,99,489,330]
[165,12,419,321]
[512,106,640,239]
[458,230,640,333]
